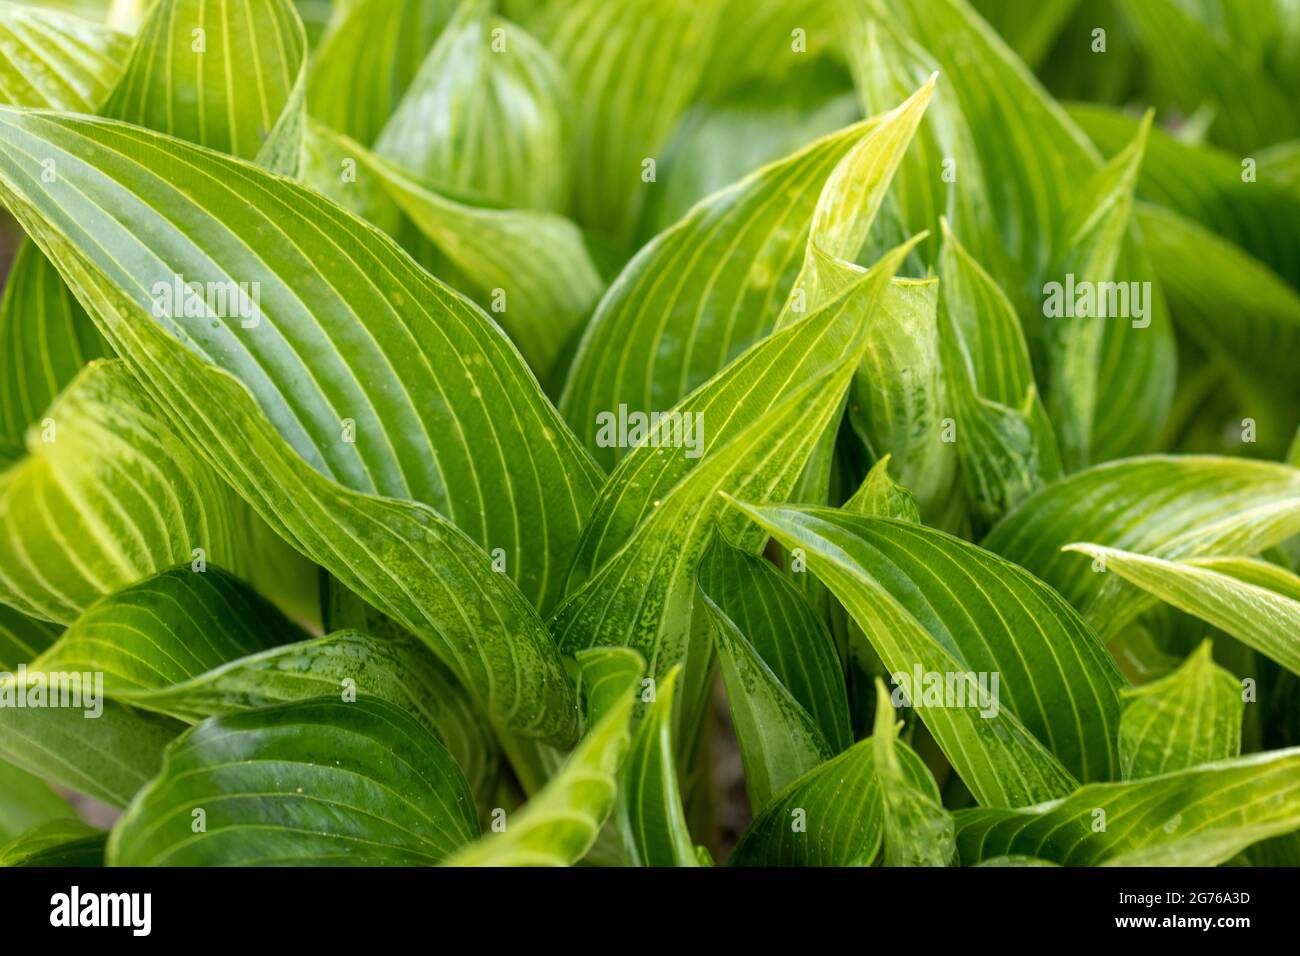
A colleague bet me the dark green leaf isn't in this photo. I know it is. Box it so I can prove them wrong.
[109,697,478,865]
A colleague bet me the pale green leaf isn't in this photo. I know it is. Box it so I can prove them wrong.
[374,0,571,212]
[442,648,642,867]
[0,0,130,111]
[306,0,453,147]
[846,277,957,516]
[561,112,899,463]
[1117,640,1242,779]
[561,234,919,594]
[843,453,920,522]
[617,666,698,867]
[0,362,260,624]
[985,456,1300,631]
[872,679,955,866]
[957,749,1300,866]
[1065,545,1300,676]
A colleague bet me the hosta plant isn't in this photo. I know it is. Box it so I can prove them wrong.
[0,0,1299,869]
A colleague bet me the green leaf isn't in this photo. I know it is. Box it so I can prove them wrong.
[637,56,858,239]
[535,0,720,240]
[851,0,1175,462]
[31,565,303,696]
[617,666,697,867]
[1,0,313,455]
[0,1,131,111]
[0,604,60,670]
[854,0,1098,307]
[872,679,955,866]
[559,231,919,601]
[374,0,570,212]
[1136,203,1300,402]
[1070,103,1300,291]
[700,589,832,813]
[936,219,1060,528]
[1081,229,1178,466]
[1065,545,1300,676]
[560,76,936,465]
[0,694,182,807]
[985,456,1300,631]
[555,230,923,694]
[306,0,453,147]
[844,453,920,522]
[728,738,877,867]
[970,0,1078,70]
[309,121,604,383]
[137,628,500,811]
[956,748,1300,866]
[102,0,307,174]
[728,731,934,867]
[692,0,842,102]
[725,501,1124,805]
[561,125,877,460]
[1043,112,1150,470]
[0,240,110,445]
[780,78,936,316]
[1117,0,1297,153]
[697,534,850,752]
[847,278,957,517]
[443,648,642,867]
[0,757,70,843]
[0,362,258,624]
[551,352,872,683]
[0,818,105,867]
[108,697,478,865]
[1117,640,1243,779]
[846,18,1001,278]
[0,110,590,744]
[320,579,498,805]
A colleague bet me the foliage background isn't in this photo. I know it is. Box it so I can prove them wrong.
[0,0,1298,867]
